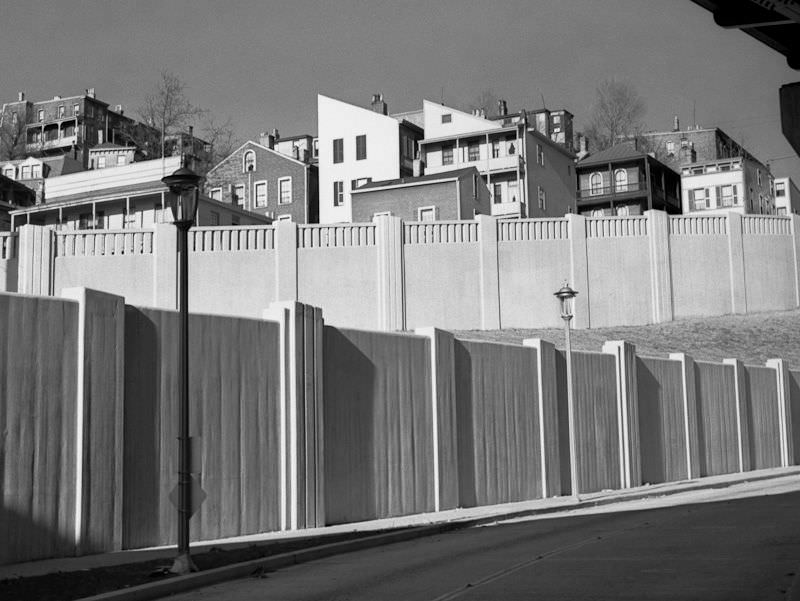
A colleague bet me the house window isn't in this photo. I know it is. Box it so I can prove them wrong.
[719,184,738,207]
[467,142,479,162]
[492,140,501,158]
[778,207,788,215]
[254,181,267,207]
[333,180,344,206]
[11,112,18,125]
[243,150,256,172]
[776,182,786,197]
[97,156,107,169]
[493,183,502,204]
[538,186,546,210]
[537,144,544,166]
[757,169,762,186]
[73,103,80,115]
[351,177,371,190]
[691,188,709,211]
[472,173,479,198]
[590,172,603,195]
[278,177,292,204]
[37,109,44,122]
[123,209,139,229]
[333,138,344,164]
[418,206,436,221]
[509,181,519,203]
[21,166,31,179]
[30,164,41,178]
[58,105,65,118]
[614,169,628,192]
[233,184,245,206]
[616,205,630,216]
[209,187,222,201]
[210,211,220,226]
[680,138,688,149]
[312,139,319,159]
[666,141,675,155]
[78,211,104,230]
[356,135,367,160]
[441,114,452,124]
[442,145,454,166]
[2,166,14,178]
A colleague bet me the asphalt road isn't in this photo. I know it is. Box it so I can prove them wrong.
[168,479,800,600]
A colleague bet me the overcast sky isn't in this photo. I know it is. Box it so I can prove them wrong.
[1,0,797,177]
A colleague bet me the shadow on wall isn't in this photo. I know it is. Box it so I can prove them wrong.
[323,327,377,525]
[453,342,475,508]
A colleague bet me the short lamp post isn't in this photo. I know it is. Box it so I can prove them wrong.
[161,165,202,575]
[554,283,580,499]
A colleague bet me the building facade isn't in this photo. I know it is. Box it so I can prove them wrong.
[774,176,800,215]
[0,173,36,230]
[10,156,267,231]
[420,100,576,218]
[317,93,423,223]
[204,140,318,223]
[0,154,84,203]
[350,166,492,222]
[576,143,682,216]
[680,156,775,215]
[1,89,149,168]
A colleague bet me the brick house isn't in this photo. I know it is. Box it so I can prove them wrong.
[350,166,492,222]
[204,140,319,223]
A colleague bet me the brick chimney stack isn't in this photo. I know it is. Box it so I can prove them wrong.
[370,93,388,115]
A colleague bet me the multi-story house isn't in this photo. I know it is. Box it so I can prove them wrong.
[490,102,575,154]
[318,93,423,223]
[262,130,318,164]
[10,156,266,231]
[774,176,800,215]
[576,143,682,216]
[350,166,492,222]
[1,89,151,169]
[680,156,775,215]
[0,154,84,203]
[204,139,318,223]
[88,143,136,170]
[419,100,576,218]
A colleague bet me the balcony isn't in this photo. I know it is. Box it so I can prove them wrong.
[577,182,648,201]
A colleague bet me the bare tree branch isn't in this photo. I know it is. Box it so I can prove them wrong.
[0,106,31,161]
[584,78,647,151]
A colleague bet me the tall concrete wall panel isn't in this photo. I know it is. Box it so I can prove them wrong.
[742,233,795,312]
[695,362,740,476]
[189,251,276,318]
[790,370,800,465]
[454,340,542,507]
[55,256,153,306]
[669,234,731,318]
[637,357,689,483]
[746,365,782,469]
[0,293,79,564]
[123,307,282,548]
[323,327,434,524]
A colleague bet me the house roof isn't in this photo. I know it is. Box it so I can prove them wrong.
[577,143,646,167]
[206,139,308,174]
[89,142,133,151]
[354,166,478,192]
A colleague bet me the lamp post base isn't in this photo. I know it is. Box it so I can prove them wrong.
[170,553,198,575]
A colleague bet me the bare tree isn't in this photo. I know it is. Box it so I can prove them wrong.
[200,114,240,169]
[0,107,30,161]
[463,89,500,119]
[584,78,647,151]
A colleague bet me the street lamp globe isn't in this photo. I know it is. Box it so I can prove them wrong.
[162,166,202,226]
[554,282,578,320]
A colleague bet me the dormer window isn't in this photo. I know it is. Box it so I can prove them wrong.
[243,150,256,172]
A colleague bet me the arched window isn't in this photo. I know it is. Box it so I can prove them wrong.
[614,169,628,192]
[590,172,603,195]
[243,150,256,172]
[616,205,630,216]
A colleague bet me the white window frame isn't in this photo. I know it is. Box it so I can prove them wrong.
[590,172,603,195]
[234,184,246,206]
[418,206,437,221]
[254,180,268,208]
[209,187,222,201]
[492,182,502,204]
[441,114,452,124]
[243,150,256,172]
[614,168,628,192]
[278,176,292,205]
[333,180,344,206]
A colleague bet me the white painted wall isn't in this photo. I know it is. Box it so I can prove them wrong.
[682,168,746,215]
[422,100,500,139]
[318,94,402,223]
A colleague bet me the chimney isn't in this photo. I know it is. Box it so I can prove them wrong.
[88,88,96,98]
[54,95,61,100]
[370,93,388,115]
[413,158,424,177]
[497,99,508,117]
[673,115,680,131]
[270,128,279,140]
[302,149,309,163]
[259,131,277,149]
[292,145,299,160]
[17,91,25,102]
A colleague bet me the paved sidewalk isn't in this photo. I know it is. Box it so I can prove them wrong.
[3,466,799,599]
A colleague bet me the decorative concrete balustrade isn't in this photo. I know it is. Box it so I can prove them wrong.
[3,210,799,331]
[1,288,799,566]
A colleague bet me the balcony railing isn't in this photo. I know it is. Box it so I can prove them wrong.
[577,182,647,200]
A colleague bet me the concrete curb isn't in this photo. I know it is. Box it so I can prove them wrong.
[75,468,800,601]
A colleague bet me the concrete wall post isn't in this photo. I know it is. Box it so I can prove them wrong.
[566,213,590,329]
[723,358,751,472]
[374,215,405,331]
[645,210,674,323]
[61,287,125,554]
[602,340,641,488]
[275,220,299,302]
[476,215,501,330]
[523,338,562,497]
[152,223,178,310]
[766,358,794,467]
[727,212,748,314]
[264,301,325,530]
[668,352,702,479]
[790,214,800,307]
[18,224,55,295]
[414,327,459,511]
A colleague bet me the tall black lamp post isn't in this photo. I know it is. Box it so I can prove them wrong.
[554,283,579,499]
[162,164,202,575]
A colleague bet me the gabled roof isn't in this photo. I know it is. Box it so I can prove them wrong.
[577,143,646,167]
[206,139,308,174]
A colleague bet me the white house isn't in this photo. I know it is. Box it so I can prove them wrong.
[317,93,422,223]
[681,157,775,215]
[774,176,800,215]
